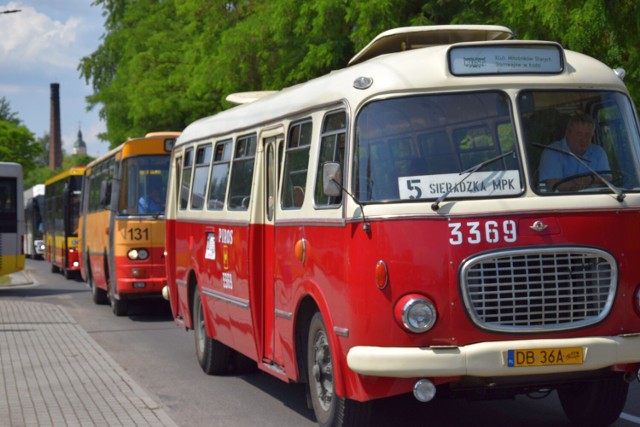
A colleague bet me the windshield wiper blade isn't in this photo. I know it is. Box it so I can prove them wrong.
[431,150,515,211]
[533,143,625,202]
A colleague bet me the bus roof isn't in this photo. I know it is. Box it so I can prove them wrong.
[0,162,23,176]
[85,131,179,170]
[176,26,627,146]
[347,24,514,66]
[45,167,86,186]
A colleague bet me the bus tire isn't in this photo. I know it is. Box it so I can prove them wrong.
[63,267,75,280]
[558,375,629,426]
[51,263,59,273]
[109,286,129,316]
[89,270,108,305]
[307,312,371,427]
[193,290,230,375]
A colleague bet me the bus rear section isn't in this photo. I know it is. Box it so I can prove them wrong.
[164,25,640,427]
[79,132,177,316]
[44,167,85,279]
[0,162,24,276]
[24,184,45,259]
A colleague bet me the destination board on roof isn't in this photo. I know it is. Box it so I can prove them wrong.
[449,44,563,75]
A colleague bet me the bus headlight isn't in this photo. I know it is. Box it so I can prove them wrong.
[128,248,149,260]
[395,294,437,333]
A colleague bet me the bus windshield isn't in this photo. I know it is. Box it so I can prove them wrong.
[520,90,640,194]
[120,155,170,215]
[354,90,640,202]
[354,92,521,203]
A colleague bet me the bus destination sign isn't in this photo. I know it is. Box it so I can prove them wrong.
[449,44,564,75]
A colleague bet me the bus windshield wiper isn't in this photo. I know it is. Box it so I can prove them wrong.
[532,143,625,202]
[431,151,514,211]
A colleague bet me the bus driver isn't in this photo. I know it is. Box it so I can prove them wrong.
[538,113,610,192]
[139,186,163,214]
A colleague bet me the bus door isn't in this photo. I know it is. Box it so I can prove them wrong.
[262,134,283,364]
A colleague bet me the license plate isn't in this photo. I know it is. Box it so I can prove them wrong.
[507,347,583,367]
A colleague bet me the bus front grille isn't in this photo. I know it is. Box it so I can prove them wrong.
[460,247,617,333]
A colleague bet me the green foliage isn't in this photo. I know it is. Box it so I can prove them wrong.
[25,153,95,188]
[79,0,640,147]
[0,120,40,172]
[0,97,21,125]
[24,167,56,189]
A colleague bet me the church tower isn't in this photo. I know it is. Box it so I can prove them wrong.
[73,127,87,155]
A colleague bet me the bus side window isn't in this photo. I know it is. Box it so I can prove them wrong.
[179,148,193,210]
[228,134,257,210]
[191,144,212,210]
[282,120,312,209]
[207,140,232,210]
[315,111,346,206]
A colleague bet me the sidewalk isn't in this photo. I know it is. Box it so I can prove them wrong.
[0,295,178,426]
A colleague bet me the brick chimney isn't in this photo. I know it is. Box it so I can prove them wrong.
[49,83,62,170]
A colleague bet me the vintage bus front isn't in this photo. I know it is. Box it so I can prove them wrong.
[111,139,172,310]
[334,41,640,425]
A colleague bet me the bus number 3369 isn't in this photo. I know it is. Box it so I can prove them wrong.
[449,220,517,245]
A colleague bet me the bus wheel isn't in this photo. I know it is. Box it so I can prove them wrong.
[558,375,629,426]
[63,268,75,280]
[51,263,59,273]
[109,285,129,316]
[89,271,108,305]
[307,312,371,427]
[193,290,230,375]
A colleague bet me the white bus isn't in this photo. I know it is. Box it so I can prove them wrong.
[165,25,640,427]
[23,184,45,259]
[0,162,24,276]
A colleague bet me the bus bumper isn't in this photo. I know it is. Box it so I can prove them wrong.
[347,335,640,378]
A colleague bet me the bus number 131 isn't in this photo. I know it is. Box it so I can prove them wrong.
[127,227,149,241]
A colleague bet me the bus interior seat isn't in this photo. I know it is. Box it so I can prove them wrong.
[293,186,305,207]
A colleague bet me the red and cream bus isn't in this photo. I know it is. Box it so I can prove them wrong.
[44,166,85,279]
[164,25,640,426]
[79,132,177,316]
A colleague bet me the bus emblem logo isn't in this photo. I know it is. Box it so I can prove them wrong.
[464,56,485,68]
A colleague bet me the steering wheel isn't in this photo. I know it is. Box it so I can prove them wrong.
[552,170,621,192]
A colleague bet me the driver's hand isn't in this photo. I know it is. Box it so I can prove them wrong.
[559,175,593,191]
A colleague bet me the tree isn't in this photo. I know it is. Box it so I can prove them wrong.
[80,0,640,147]
[0,97,21,125]
[0,121,40,172]
[0,97,39,173]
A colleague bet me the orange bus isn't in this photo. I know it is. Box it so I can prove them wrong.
[79,132,177,316]
[164,25,640,426]
[44,167,85,279]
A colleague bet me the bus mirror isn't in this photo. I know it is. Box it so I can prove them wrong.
[164,138,176,152]
[323,162,342,197]
[99,181,111,208]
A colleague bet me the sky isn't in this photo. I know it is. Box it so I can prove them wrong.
[0,1,108,157]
